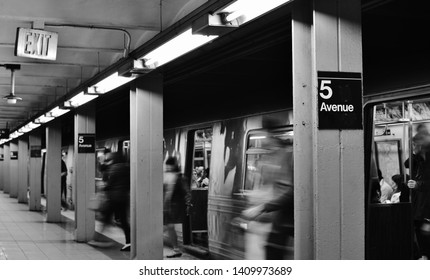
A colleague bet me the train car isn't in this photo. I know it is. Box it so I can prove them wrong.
[364,92,430,259]
[79,108,294,260]
[163,109,294,259]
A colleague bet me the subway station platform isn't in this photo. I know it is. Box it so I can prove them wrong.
[0,192,198,260]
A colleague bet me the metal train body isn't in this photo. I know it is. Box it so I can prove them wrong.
[163,109,294,259]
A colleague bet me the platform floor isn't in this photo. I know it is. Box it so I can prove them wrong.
[0,192,198,260]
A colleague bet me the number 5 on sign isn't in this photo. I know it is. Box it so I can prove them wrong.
[319,80,333,99]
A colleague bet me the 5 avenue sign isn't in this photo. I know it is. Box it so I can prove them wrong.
[317,71,363,130]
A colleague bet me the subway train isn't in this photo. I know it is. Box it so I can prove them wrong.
[56,109,293,260]
[364,90,430,260]
[41,88,430,261]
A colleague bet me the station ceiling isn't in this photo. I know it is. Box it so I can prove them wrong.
[0,0,206,130]
[0,0,428,132]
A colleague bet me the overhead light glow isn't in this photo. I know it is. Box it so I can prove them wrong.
[141,29,218,68]
[28,122,41,129]
[221,0,291,23]
[64,91,98,108]
[10,131,23,138]
[34,114,55,124]
[46,106,69,118]
[88,72,135,94]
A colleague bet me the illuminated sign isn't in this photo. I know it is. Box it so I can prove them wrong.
[15,28,58,61]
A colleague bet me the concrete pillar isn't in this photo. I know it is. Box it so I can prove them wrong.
[9,141,18,198]
[74,103,96,242]
[130,74,163,259]
[3,144,10,194]
[29,132,42,211]
[292,0,364,259]
[45,120,62,222]
[18,137,29,203]
[0,146,3,191]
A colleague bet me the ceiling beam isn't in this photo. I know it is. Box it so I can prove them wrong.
[0,58,111,69]
[0,43,124,53]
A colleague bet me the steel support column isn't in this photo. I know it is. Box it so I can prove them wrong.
[74,103,96,242]
[130,74,163,260]
[45,120,62,222]
[17,137,29,203]
[292,0,364,259]
[28,132,42,211]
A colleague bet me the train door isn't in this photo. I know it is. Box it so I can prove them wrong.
[242,127,294,259]
[186,128,212,249]
[365,99,430,259]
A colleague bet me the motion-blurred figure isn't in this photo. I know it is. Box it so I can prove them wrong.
[404,132,430,259]
[61,152,68,210]
[241,135,294,259]
[163,156,191,258]
[89,151,131,251]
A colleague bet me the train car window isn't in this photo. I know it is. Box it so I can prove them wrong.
[366,98,430,259]
[370,99,430,203]
[190,128,212,190]
[243,128,294,194]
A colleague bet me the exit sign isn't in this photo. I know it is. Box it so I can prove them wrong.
[15,28,58,61]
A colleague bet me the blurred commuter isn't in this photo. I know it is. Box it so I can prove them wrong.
[61,152,68,210]
[404,133,430,259]
[241,136,294,259]
[88,152,131,251]
[163,156,191,258]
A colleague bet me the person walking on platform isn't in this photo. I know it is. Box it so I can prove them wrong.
[61,152,68,210]
[163,156,191,258]
[88,151,131,251]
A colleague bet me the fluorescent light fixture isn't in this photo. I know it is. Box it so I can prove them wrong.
[10,131,23,138]
[221,0,291,23]
[87,72,135,94]
[46,106,69,118]
[64,91,98,108]
[34,114,54,124]
[19,122,41,133]
[250,135,267,140]
[28,122,41,129]
[33,106,69,125]
[141,29,218,68]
